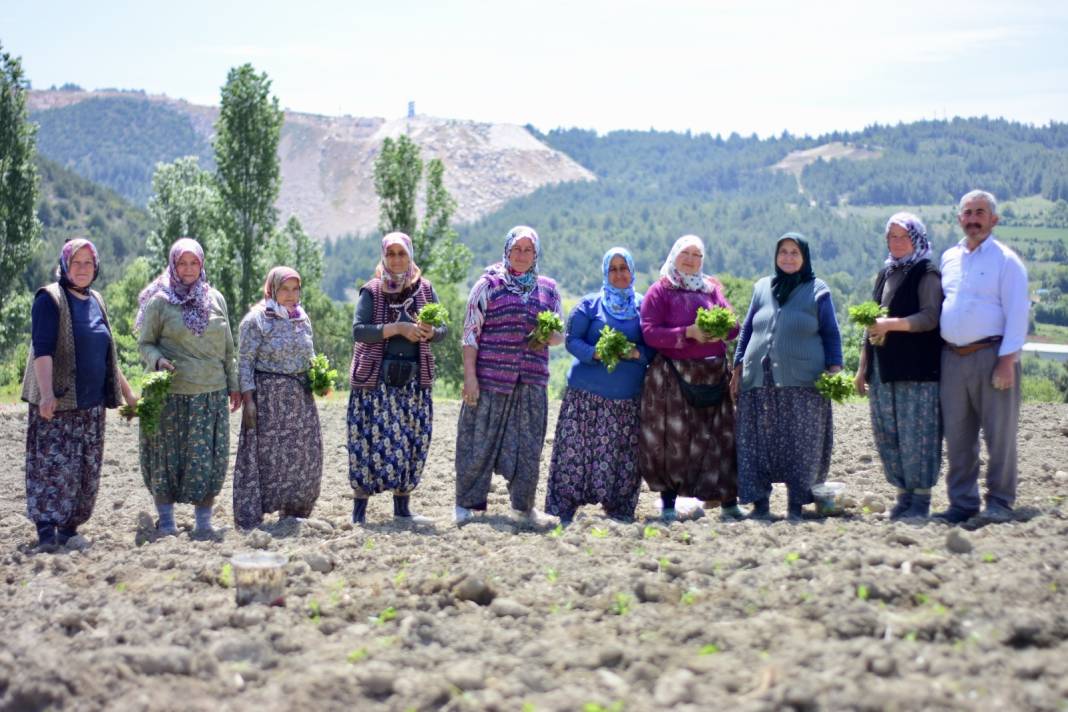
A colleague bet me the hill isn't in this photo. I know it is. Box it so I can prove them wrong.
[27,89,595,237]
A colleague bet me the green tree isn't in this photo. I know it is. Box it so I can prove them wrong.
[0,43,42,355]
[373,135,421,238]
[214,64,283,314]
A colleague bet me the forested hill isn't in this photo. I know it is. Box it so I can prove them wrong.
[324,117,1068,304]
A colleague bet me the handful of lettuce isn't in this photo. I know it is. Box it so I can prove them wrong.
[695,306,737,339]
[529,310,564,346]
[815,371,854,403]
[119,370,173,435]
[306,353,338,397]
[848,301,888,327]
[594,325,635,373]
[417,303,449,327]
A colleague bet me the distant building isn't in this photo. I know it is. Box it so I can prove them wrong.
[1023,342,1068,363]
[408,101,415,119]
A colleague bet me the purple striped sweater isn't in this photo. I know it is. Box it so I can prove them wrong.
[349,278,436,389]
[474,275,560,394]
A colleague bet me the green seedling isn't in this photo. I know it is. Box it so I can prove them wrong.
[856,584,870,601]
[549,524,564,538]
[590,527,608,539]
[546,568,558,583]
[218,562,234,588]
[610,593,632,616]
[376,606,397,624]
[364,537,375,551]
[981,552,997,563]
[784,551,801,565]
[643,525,660,539]
[680,589,697,605]
[307,599,321,624]
[699,643,721,655]
[114,582,127,593]
[393,570,408,586]
[347,648,369,663]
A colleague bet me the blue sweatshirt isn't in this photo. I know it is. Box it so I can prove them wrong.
[31,290,111,408]
[564,294,655,400]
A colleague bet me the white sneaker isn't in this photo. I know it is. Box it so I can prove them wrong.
[454,506,475,525]
[515,508,549,527]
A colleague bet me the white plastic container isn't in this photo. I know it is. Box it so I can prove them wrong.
[812,481,847,514]
[231,551,287,606]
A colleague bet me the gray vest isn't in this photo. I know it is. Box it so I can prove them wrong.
[740,276,830,391]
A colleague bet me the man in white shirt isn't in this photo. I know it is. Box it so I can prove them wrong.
[937,190,1029,524]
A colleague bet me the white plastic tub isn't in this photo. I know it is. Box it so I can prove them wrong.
[231,551,287,606]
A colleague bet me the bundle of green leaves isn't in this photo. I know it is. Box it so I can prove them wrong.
[695,306,737,338]
[594,325,634,373]
[307,353,338,397]
[848,301,888,327]
[531,310,564,343]
[119,370,173,435]
[815,371,855,403]
[417,302,449,327]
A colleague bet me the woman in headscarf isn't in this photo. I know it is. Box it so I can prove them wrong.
[545,247,654,524]
[348,232,446,525]
[854,213,942,520]
[232,266,323,529]
[730,233,843,521]
[454,225,563,525]
[638,235,742,522]
[21,239,138,547]
[136,238,240,536]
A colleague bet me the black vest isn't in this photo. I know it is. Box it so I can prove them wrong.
[865,260,942,383]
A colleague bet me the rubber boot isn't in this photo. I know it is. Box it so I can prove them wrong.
[902,493,931,519]
[749,499,772,520]
[36,522,57,547]
[352,497,368,525]
[660,490,678,523]
[889,490,913,520]
[56,526,77,545]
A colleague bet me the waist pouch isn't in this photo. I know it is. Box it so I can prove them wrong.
[383,358,417,387]
[664,357,725,408]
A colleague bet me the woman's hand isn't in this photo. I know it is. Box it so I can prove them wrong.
[854,370,868,397]
[826,365,843,375]
[241,394,257,430]
[462,375,480,408]
[414,322,435,341]
[394,322,424,343]
[729,365,742,402]
[685,324,720,344]
[229,391,242,413]
[157,357,176,372]
[38,396,57,421]
[624,347,641,361]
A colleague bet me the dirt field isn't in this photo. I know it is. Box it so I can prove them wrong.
[1,399,1067,711]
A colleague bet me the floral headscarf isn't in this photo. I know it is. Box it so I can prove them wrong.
[771,232,815,305]
[56,238,99,295]
[135,238,213,336]
[601,246,641,320]
[659,235,712,293]
[884,212,931,273]
[374,232,422,294]
[484,225,540,298]
[261,266,307,321]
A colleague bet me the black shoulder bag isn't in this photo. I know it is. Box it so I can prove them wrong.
[663,357,726,408]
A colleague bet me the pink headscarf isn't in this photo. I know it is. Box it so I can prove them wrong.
[373,232,422,294]
[261,266,307,320]
[135,238,214,336]
[56,238,99,294]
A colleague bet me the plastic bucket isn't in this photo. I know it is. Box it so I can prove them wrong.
[811,481,847,514]
[231,551,287,606]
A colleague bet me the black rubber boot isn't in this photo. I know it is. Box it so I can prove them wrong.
[352,497,368,525]
[393,495,410,518]
[56,526,77,545]
[786,491,804,522]
[889,491,913,520]
[749,499,771,520]
[36,522,57,547]
[902,493,931,519]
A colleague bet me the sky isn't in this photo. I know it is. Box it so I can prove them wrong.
[4,0,1068,137]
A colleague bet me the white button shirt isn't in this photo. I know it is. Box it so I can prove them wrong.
[940,234,1029,357]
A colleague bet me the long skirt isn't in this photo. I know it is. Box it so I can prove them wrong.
[347,380,432,496]
[868,367,941,490]
[25,404,105,528]
[140,389,230,504]
[545,388,641,520]
[638,355,737,502]
[455,382,548,512]
[736,383,833,505]
[233,373,323,528]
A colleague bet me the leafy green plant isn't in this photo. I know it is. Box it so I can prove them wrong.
[364,537,375,551]
[120,370,173,435]
[531,310,564,343]
[218,562,234,588]
[548,524,564,538]
[346,648,369,663]
[695,306,737,338]
[698,643,720,655]
[376,606,397,624]
[856,584,870,601]
[417,302,449,326]
[981,552,998,563]
[306,353,338,397]
[816,371,854,403]
[594,325,633,373]
[307,599,321,624]
[643,525,660,539]
[610,592,632,616]
[590,527,608,539]
[848,301,888,327]
[680,589,697,605]
[784,551,801,565]
[546,567,558,583]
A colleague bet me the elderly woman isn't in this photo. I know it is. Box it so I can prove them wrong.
[455,225,563,525]
[854,214,942,519]
[639,235,742,522]
[136,238,240,536]
[232,267,323,529]
[545,247,653,524]
[348,232,446,525]
[21,239,137,547]
[731,233,843,521]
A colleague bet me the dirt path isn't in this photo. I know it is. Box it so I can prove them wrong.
[1,400,1066,711]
